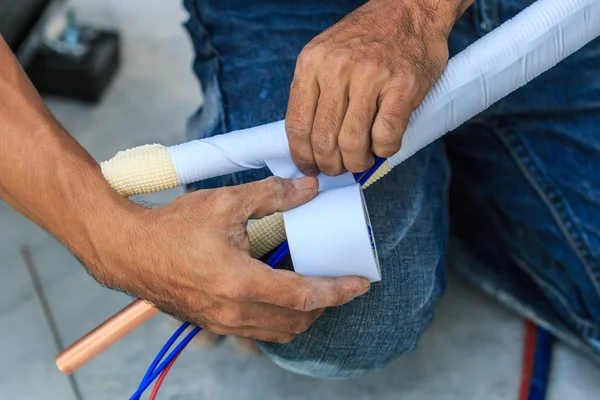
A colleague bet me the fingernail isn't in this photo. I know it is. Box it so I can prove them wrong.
[292,176,318,191]
[354,281,371,297]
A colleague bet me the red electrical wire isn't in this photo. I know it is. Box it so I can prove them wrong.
[149,348,184,400]
[518,320,537,400]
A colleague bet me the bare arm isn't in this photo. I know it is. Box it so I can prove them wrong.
[0,36,132,263]
[0,36,370,342]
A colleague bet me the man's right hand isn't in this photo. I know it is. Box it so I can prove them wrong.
[0,35,369,344]
[93,176,371,343]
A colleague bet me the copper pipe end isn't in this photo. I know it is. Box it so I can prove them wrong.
[55,300,159,374]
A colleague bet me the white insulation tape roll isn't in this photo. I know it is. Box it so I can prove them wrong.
[266,158,381,282]
[284,184,381,282]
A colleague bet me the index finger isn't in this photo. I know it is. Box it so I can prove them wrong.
[244,260,371,311]
[286,65,320,176]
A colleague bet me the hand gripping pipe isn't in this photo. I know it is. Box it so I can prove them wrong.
[55,0,600,375]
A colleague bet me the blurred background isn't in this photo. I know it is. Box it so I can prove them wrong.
[0,0,598,399]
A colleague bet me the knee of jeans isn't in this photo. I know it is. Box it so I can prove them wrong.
[259,308,433,379]
[258,142,447,379]
[258,291,437,380]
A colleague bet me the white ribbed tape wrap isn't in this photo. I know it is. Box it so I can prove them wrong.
[163,0,600,185]
[389,0,600,168]
[167,121,288,184]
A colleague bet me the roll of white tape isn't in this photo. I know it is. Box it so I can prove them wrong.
[283,183,381,282]
[265,156,381,282]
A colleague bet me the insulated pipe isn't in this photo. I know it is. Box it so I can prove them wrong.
[103,0,600,190]
[57,0,600,374]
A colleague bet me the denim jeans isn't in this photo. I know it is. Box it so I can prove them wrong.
[182,0,600,377]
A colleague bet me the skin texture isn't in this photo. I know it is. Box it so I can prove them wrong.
[286,0,476,176]
[0,37,370,343]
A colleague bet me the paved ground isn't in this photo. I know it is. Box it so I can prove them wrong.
[0,1,598,399]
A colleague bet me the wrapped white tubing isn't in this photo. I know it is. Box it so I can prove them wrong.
[167,120,289,185]
[166,0,600,185]
[389,0,600,168]
[100,0,600,258]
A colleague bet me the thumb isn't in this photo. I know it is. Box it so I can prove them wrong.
[239,176,319,220]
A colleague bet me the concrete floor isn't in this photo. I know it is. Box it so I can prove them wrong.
[0,0,598,399]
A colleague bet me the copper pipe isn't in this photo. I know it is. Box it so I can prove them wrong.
[55,300,159,374]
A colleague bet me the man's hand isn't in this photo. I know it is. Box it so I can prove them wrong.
[94,176,371,343]
[0,36,369,344]
[286,0,472,176]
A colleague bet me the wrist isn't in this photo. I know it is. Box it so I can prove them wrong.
[48,139,145,280]
[86,203,166,302]
[368,0,475,39]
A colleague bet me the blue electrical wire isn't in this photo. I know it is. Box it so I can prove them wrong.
[140,322,190,385]
[266,240,289,264]
[270,241,290,266]
[131,326,201,400]
[132,157,387,398]
[354,156,386,183]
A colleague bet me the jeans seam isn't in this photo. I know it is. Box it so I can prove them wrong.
[493,128,600,313]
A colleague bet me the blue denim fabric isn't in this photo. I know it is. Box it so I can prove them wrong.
[182,0,600,377]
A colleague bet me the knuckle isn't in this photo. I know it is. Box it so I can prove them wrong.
[311,131,337,156]
[295,286,315,312]
[219,308,245,328]
[355,60,382,78]
[286,118,312,141]
[376,113,406,139]
[265,176,287,196]
[401,73,419,92]
[331,52,352,72]
[296,52,310,70]
[224,277,253,302]
[259,177,287,208]
[338,131,365,153]
[297,45,318,70]
[389,76,421,108]
[211,188,239,213]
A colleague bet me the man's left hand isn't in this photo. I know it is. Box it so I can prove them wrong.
[286,0,468,176]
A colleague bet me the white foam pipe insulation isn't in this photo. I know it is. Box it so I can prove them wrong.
[101,0,600,259]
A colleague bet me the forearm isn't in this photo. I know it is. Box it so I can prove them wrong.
[0,36,137,268]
